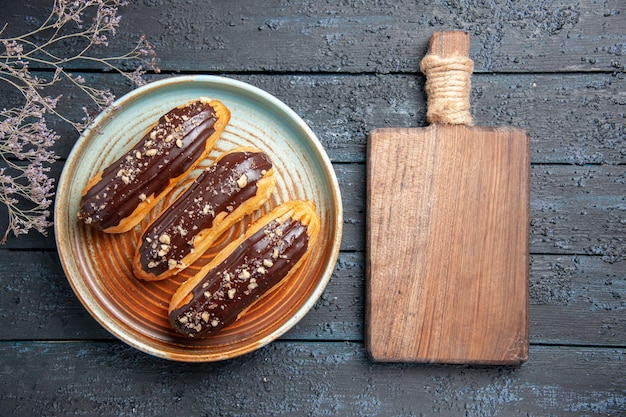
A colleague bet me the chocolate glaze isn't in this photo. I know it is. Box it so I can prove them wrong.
[169,217,309,337]
[77,100,218,230]
[138,151,273,276]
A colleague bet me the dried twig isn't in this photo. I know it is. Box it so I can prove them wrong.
[0,0,159,243]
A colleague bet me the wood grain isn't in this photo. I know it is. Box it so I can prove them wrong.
[2,72,624,165]
[6,0,625,73]
[0,341,624,417]
[367,125,530,364]
[1,250,625,346]
[2,162,623,262]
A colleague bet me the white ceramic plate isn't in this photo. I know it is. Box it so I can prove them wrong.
[55,75,342,362]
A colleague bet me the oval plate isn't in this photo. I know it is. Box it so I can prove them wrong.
[55,76,343,362]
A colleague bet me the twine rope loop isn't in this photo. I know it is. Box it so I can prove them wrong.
[420,53,474,125]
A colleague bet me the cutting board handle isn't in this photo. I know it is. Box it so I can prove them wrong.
[420,31,474,126]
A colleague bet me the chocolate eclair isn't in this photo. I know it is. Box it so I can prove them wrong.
[133,146,276,281]
[168,200,320,337]
[77,98,230,233]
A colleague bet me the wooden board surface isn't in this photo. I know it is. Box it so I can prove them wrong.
[366,31,531,364]
[367,125,530,364]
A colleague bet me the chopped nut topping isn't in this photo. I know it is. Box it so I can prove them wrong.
[263,259,274,268]
[159,234,171,244]
[257,266,266,274]
[228,288,237,299]
[139,193,147,201]
[239,269,251,280]
[201,311,210,323]
[145,149,157,157]
[168,259,178,269]
[176,138,183,148]
[211,319,219,327]
[237,173,248,189]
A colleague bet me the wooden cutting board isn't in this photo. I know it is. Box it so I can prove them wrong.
[366,31,529,365]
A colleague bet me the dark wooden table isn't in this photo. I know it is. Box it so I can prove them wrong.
[1,1,625,415]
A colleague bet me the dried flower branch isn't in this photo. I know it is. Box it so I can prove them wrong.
[0,0,159,243]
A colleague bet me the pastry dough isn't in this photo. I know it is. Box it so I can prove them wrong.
[133,147,276,281]
[77,98,230,233]
[169,200,320,337]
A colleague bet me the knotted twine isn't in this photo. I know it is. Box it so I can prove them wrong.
[420,52,474,126]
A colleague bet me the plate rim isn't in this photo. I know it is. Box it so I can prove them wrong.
[54,75,343,362]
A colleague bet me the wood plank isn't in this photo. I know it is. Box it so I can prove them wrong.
[2,72,623,165]
[0,251,109,337]
[2,162,624,262]
[529,254,626,346]
[4,0,625,73]
[530,164,626,260]
[344,163,625,258]
[1,161,624,261]
[0,341,624,416]
[1,250,624,347]
[262,72,626,165]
